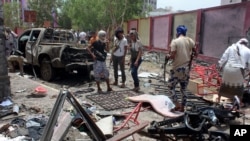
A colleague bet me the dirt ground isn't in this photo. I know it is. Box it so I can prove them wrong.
[1,51,250,141]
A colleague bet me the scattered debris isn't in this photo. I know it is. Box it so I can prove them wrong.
[86,90,138,111]
[29,106,42,113]
[0,116,48,140]
[50,94,58,99]
[96,110,126,117]
[52,112,72,141]
[96,116,114,137]
[1,113,26,120]
[0,134,30,141]
[31,86,47,97]
[0,124,10,133]
[15,89,27,93]
[0,98,13,107]
[127,94,182,118]
[0,104,21,119]
[138,72,158,78]
[73,88,95,95]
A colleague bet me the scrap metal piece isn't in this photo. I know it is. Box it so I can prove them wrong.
[40,89,106,141]
[107,122,149,141]
[86,90,138,111]
[15,89,27,93]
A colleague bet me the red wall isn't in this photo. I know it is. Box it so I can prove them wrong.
[150,15,171,51]
[200,4,246,58]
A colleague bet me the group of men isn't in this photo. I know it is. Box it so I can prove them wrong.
[87,28,129,94]
[87,25,250,112]
[87,27,146,93]
[7,25,248,112]
[87,25,197,112]
[166,25,250,111]
[72,29,87,45]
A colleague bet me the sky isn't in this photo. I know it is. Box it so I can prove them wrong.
[157,0,221,11]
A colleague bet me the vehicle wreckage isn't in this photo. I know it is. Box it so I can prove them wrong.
[16,28,94,81]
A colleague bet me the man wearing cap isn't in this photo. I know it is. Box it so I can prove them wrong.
[166,25,197,112]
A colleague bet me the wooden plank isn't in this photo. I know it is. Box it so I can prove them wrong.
[106,122,149,141]
[51,112,72,141]
[1,112,26,120]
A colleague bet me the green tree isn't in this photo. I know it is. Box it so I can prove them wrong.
[58,12,72,29]
[3,2,20,29]
[61,0,145,32]
[28,0,63,27]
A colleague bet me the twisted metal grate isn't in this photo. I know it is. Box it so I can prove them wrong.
[86,90,139,110]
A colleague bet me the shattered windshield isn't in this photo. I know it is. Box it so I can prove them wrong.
[42,28,77,43]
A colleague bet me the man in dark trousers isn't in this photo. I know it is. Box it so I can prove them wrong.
[111,27,128,88]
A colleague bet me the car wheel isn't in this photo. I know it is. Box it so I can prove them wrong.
[40,57,55,81]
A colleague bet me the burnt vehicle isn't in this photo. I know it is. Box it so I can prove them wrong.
[17,28,93,81]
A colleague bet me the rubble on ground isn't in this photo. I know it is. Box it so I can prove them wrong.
[0,51,250,140]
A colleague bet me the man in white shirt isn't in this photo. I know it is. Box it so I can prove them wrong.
[111,27,128,88]
[218,38,250,107]
[79,31,86,44]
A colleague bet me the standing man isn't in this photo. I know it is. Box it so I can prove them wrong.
[218,38,250,107]
[87,30,112,94]
[5,27,18,57]
[111,27,128,88]
[88,31,98,45]
[128,30,143,92]
[79,31,87,44]
[167,25,196,112]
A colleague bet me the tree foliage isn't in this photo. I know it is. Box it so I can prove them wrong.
[3,2,20,29]
[61,0,145,32]
[27,0,149,36]
[28,0,63,27]
[58,12,72,29]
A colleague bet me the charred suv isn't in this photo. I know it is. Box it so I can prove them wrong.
[17,28,93,81]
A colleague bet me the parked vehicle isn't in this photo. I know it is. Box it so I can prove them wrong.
[16,28,94,81]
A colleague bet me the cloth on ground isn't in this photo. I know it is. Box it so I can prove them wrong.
[127,94,184,117]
